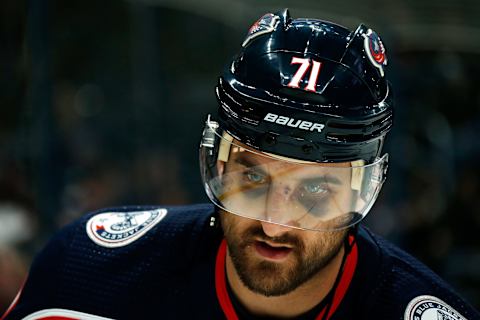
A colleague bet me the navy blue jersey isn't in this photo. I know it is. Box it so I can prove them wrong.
[2,204,479,319]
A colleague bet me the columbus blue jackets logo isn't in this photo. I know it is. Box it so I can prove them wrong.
[404,295,467,320]
[86,209,167,248]
[22,308,114,319]
[363,29,387,77]
[242,13,279,47]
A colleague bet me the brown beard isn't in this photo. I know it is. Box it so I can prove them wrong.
[221,213,347,297]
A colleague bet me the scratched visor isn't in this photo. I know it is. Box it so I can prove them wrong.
[200,121,388,231]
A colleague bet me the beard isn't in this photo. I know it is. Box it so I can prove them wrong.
[221,213,347,297]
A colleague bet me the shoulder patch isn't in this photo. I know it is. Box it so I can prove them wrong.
[23,308,114,319]
[86,209,167,248]
[404,295,467,320]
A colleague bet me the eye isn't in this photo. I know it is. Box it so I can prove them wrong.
[303,182,328,195]
[245,171,266,184]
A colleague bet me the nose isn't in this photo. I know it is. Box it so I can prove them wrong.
[263,181,297,230]
[260,220,292,238]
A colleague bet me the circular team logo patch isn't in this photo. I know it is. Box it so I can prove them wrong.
[363,28,387,77]
[404,295,467,320]
[86,209,167,248]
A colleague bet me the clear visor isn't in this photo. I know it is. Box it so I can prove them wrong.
[200,120,388,231]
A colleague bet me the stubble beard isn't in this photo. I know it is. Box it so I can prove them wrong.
[221,214,347,297]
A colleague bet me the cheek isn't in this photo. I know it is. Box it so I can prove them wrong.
[220,211,255,236]
[300,232,321,249]
[303,229,347,252]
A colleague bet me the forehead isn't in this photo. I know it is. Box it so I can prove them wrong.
[229,140,352,169]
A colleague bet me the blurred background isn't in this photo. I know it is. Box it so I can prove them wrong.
[1,0,480,312]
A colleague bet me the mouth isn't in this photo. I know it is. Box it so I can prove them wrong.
[254,240,293,261]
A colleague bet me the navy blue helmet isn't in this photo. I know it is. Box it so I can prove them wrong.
[200,9,392,230]
[215,9,392,163]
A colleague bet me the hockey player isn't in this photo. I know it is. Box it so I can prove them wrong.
[2,9,479,320]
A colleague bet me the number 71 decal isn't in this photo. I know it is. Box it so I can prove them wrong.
[287,57,322,92]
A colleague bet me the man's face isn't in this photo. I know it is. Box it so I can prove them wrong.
[214,140,355,296]
[217,142,357,231]
[221,211,347,297]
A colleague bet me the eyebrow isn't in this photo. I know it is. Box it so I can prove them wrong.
[234,157,268,173]
[234,156,259,168]
[300,175,343,186]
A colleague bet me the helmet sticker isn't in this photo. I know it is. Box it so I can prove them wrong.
[86,209,167,248]
[404,295,467,320]
[363,29,387,77]
[287,57,322,92]
[242,13,280,47]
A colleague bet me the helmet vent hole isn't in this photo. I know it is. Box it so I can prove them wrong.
[302,144,314,154]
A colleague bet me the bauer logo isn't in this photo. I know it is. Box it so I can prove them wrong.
[264,113,325,132]
[86,209,167,248]
[404,295,467,320]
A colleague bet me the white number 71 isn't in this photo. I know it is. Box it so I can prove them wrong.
[287,57,322,92]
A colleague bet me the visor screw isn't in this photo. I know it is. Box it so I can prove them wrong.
[209,216,216,227]
[264,133,276,146]
[302,144,314,154]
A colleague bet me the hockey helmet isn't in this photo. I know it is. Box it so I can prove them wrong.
[200,9,392,231]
